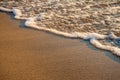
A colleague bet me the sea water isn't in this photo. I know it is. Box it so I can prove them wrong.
[0,0,120,56]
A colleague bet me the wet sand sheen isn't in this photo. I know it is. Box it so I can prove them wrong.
[0,12,120,80]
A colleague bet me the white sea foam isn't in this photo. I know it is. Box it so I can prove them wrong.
[12,8,22,19]
[0,7,12,12]
[25,18,78,37]
[24,14,120,56]
[12,8,28,20]
[0,1,120,56]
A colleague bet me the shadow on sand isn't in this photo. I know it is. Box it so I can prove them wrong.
[0,11,26,28]
[80,39,120,63]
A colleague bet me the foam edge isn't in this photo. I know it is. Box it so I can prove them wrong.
[1,7,120,56]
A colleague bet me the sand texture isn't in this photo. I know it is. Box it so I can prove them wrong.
[0,13,120,80]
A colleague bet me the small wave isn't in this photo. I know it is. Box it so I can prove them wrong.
[0,0,120,56]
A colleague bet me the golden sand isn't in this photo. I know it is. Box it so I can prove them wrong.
[0,12,120,80]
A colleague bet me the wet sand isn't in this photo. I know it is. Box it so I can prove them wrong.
[0,12,120,80]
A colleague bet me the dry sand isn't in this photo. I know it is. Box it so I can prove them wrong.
[0,12,120,80]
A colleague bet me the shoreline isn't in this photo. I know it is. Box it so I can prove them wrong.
[1,10,120,63]
[1,12,120,80]
[1,7,120,56]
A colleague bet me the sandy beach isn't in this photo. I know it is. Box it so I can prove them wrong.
[0,12,120,80]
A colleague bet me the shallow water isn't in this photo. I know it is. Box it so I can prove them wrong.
[0,0,119,34]
[0,0,120,56]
